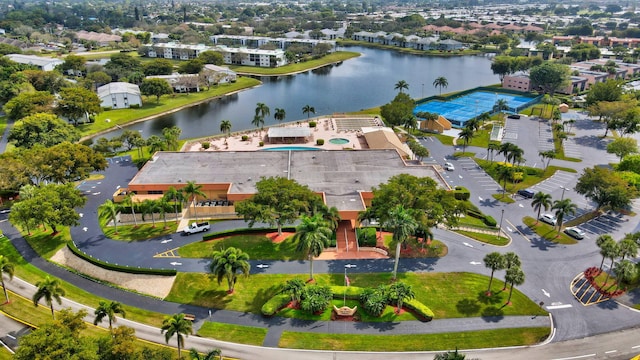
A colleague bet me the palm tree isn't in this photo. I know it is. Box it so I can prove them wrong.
[394,80,409,93]
[182,181,206,221]
[613,260,637,290]
[251,114,264,133]
[388,281,415,313]
[385,205,418,280]
[33,276,65,319]
[602,241,620,286]
[0,255,15,303]
[494,98,509,118]
[209,247,250,293]
[315,205,340,232]
[293,214,332,280]
[123,193,139,227]
[596,235,616,270]
[98,200,121,234]
[478,112,491,126]
[219,120,232,138]
[161,313,193,359]
[280,279,306,303]
[487,142,500,163]
[403,116,418,132]
[302,104,316,119]
[458,127,474,153]
[495,164,513,196]
[146,135,166,154]
[254,102,270,125]
[504,266,525,305]
[141,199,160,227]
[618,238,638,261]
[189,348,221,360]
[502,252,521,290]
[531,192,553,224]
[551,198,577,234]
[157,197,171,229]
[433,76,448,95]
[539,150,557,170]
[483,252,505,296]
[93,300,126,331]
[163,187,185,224]
[274,108,286,126]
[465,118,481,132]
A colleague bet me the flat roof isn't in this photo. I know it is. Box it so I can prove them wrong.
[130,150,443,211]
[267,127,312,138]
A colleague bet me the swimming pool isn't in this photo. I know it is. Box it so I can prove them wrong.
[329,138,350,145]
[414,90,540,127]
[261,146,321,151]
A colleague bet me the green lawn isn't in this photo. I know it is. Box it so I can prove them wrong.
[279,327,550,351]
[492,193,516,204]
[178,233,304,260]
[0,116,7,140]
[456,230,510,246]
[381,235,448,258]
[197,322,267,346]
[0,346,12,360]
[77,77,261,137]
[21,225,70,259]
[277,298,419,322]
[165,272,547,319]
[229,51,360,75]
[522,216,578,245]
[476,159,577,195]
[101,218,179,241]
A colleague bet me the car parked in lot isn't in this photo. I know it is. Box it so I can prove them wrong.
[517,189,536,199]
[564,227,586,240]
[443,162,455,171]
[539,213,557,225]
[507,114,521,119]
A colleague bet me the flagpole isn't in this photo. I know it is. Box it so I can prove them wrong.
[344,267,347,306]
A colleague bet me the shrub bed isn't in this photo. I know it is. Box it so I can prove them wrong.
[356,227,377,247]
[261,294,291,317]
[202,227,296,241]
[67,242,177,276]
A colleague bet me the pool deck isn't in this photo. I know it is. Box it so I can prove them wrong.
[184,117,371,152]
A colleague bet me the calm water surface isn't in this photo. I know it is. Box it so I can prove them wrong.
[105,46,499,140]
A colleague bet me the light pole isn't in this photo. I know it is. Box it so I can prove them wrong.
[497,209,504,241]
[344,264,356,306]
[560,186,570,201]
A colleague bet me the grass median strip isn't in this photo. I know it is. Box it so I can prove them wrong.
[278,327,551,351]
[178,233,303,260]
[522,216,578,245]
[456,230,509,246]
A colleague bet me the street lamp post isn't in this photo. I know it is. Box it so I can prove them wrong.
[344,264,356,306]
[497,209,505,241]
[560,186,570,201]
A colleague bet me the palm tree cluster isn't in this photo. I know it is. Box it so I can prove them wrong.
[530,191,578,236]
[596,234,639,289]
[406,137,430,161]
[0,255,15,304]
[483,251,525,304]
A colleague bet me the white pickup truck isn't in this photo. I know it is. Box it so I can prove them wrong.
[182,222,211,235]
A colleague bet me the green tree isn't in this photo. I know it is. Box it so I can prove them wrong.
[602,241,620,286]
[22,69,65,94]
[433,76,448,95]
[493,98,509,118]
[531,192,553,224]
[618,238,638,261]
[161,313,193,359]
[495,164,514,196]
[55,87,102,125]
[0,255,14,303]
[209,247,251,293]
[98,200,121,234]
[162,126,182,151]
[613,260,637,288]
[483,252,505,296]
[40,142,107,184]
[198,50,224,65]
[178,59,204,74]
[293,214,332,280]
[181,181,206,221]
[251,114,263,132]
[8,112,80,148]
[143,58,175,76]
[164,186,185,224]
[380,92,415,126]
[434,348,468,360]
[386,205,418,280]
[141,199,160,227]
[394,80,409,93]
[189,348,222,360]
[93,300,126,332]
[14,322,98,360]
[123,192,139,227]
[3,90,54,120]
[585,79,623,106]
[235,177,323,235]
[387,281,415,313]
[529,62,570,96]
[458,127,474,153]
[220,120,232,138]
[15,183,87,234]
[104,53,143,81]
[86,71,112,90]
[140,78,173,102]
[607,137,638,161]
[33,276,65,319]
[504,266,525,304]
[255,102,270,129]
[551,198,577,234]
[274,108,286,126]
[302,104,316,119]
[539,150,557,170]
[575,166,636,211]
[119,129,144,152]
[60,54,86,75]
[596,235,616,270]
[280,279,306,303]
[491,56,514,81]
[502,252,521,290]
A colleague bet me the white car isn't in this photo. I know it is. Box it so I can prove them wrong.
[539,214,557,226]
[443,162,455,171]
[564,227,586,240]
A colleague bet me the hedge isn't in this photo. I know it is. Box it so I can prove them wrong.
[404,298,434,322]
[261,294,291,316]
[484,215,497,227]
[67,242,177,276]
[453,186,471,201]
[330,285,366,300]
[202,227,296,241]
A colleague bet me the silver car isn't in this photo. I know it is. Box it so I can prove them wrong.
[539,214,557,225]
[564,227,586,240]
[443,162,455,171]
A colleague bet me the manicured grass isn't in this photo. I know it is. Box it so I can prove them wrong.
[21,225,70,259]
[279,327,550,351]
[197,321,267,346]
[0,346,12,360]
[466,129,491,149]
[564,210,600,227]
[229,51,360,75]
[165,272,547,319]
[382,235,448,258]
[476,159,577,195]
[77,77,261,137]
[522,216,578,245]
[553,127,582,162]
[178,233,304,260]
[102,220,179,241]
[345,107,381,116]
[453,151,476,158]
[456,230,509,246]
[492,193,515,204]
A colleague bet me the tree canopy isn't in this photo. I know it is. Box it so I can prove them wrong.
[55,87,102,125]
[529,62,570,96]
[575,166,637,211]
[140,78,173,102]
[380,92,415,126]
[8,113,80,148]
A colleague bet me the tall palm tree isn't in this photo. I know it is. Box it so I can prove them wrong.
[618,238,638,261]
[539,150,557,170]
[280,279,306,303]
[251,114,264,133]
[531,192,553,224]
[495,164,513,196]
[613,260,637,290]
[302,104,315,119]
[219,120,232,138]
[502,252,521,290]
[189,348,221,360]
[483,252,505,296]
[255,102,270,125]
[433,76,448,95]
[93,300,126,331]
[161,313,193,359]
[602,241,620,286]
[487,142,500,163]
[394,80,409,93]
[385,205,418,280]
[551,198,577,234]
[388,281,415,313]
[157,197,170,229]
[465,118,481,132]
[293,214,332,280]
[141,199,160,227]
[504,266,525,304]
[274,108,286,126]
[403,116,418,132]
[98,200,121,234]
[596,235,616,270]
[164,186,185,224]
[123,193,139,227]
[33,276,65,319]
[0,255,15,303]
[458,127,474,153]
[146,135,166,154]
[494,98,509,118]
[209,247,250,293]
[182,181,206,221]
[315,205,340,232]
[478,112,491,126]
[162,126,182,151]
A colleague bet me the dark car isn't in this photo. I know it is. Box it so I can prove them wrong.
[517,189,536,199]
[507,114,521,119]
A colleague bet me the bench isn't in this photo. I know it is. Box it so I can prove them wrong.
[183,314,196,321]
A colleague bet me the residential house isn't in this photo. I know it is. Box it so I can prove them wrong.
[146,73,200,93]
[5,54,63,71]
[97,82,142,109]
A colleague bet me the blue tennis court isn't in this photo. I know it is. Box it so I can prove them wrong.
[414,90,539,127]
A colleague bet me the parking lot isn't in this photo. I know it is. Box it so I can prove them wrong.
[455,157,502,192]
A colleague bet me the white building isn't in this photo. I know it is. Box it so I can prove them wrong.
[146,73,200,93]
[140,42,288,67]
[97,82,142,109]
[203,64,237,84]
[5,54,64,71]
